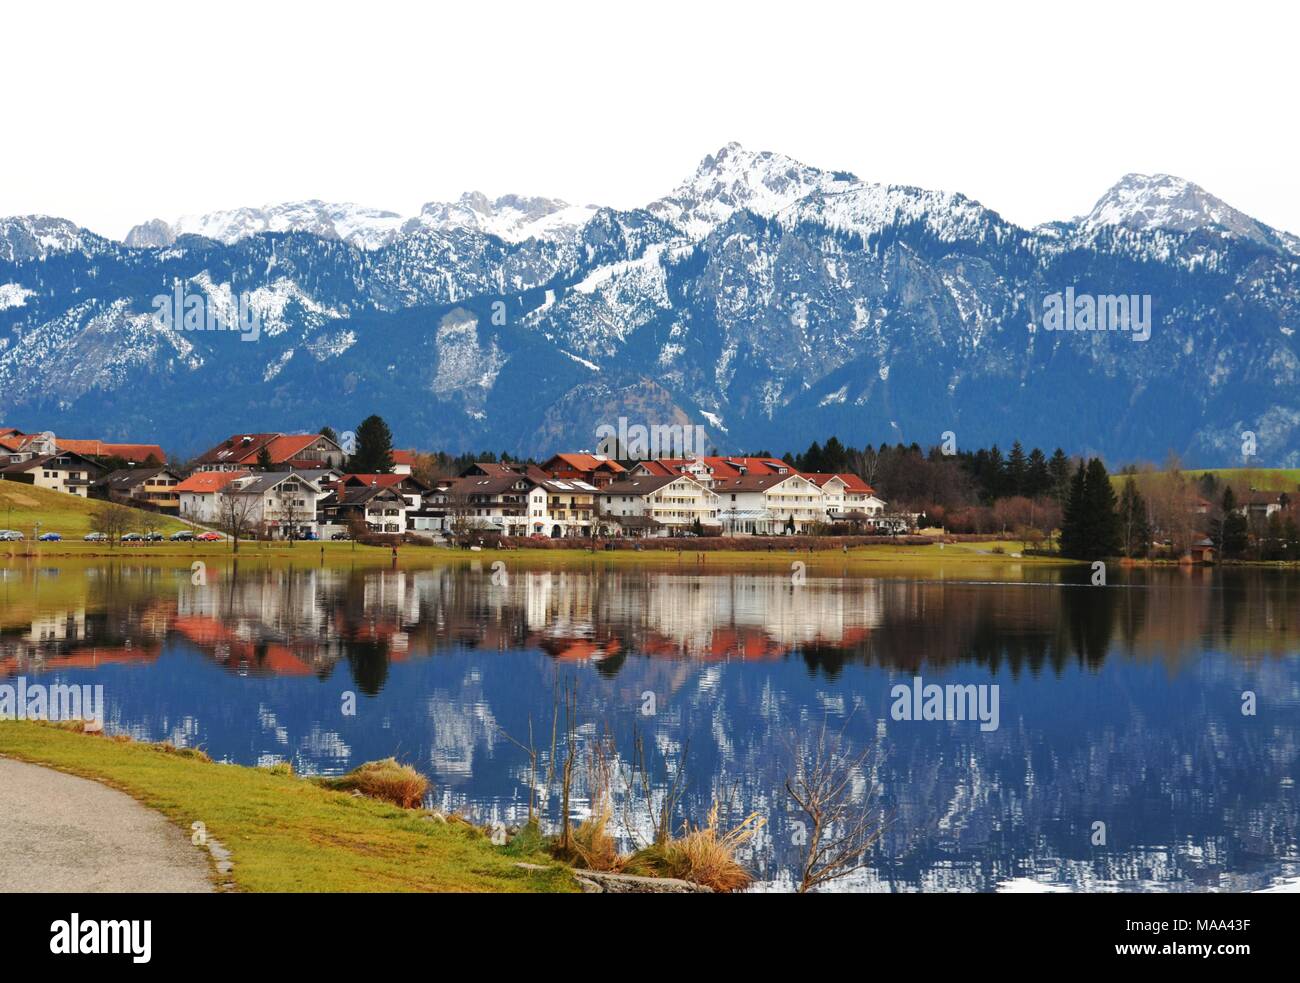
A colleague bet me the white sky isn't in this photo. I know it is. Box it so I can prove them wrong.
[4,0,1296,240]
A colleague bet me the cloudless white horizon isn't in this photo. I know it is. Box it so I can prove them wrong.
[4,0,1297,240]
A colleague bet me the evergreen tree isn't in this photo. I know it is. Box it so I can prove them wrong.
[1085,458,1122,558]
[1059,462,1088,558]
[1006,441,1027,497]
[347,415,396,473]
[320,426,339,444]
[256,446,274,471]
[1117,476,1151,558]
[1060,458,1121,559]
[1047,448,1071,502]
[1026,447,1050,497]
[1283,515,1300,561]
[802,440,824,473]
[822,436,848,473]
[1220,487,1248,558]
[984,445,1005,501]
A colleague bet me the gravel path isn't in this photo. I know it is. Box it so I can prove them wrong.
[0,757,214,892]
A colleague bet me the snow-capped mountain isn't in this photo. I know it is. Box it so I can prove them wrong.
[0,216,111,262]
[1075,173,1300,253]
[126,193,600,252]
[648,141,859,237]
[4,144,1299,464]
[126,200,408,251]
[405,192,599,243]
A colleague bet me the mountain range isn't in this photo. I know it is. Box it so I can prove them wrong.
[2,142,1298,465]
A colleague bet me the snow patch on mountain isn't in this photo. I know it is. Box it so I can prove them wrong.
[0,283,33,310]
[432,309,506,398]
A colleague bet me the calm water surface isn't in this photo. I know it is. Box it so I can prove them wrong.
[3,558,1298,892]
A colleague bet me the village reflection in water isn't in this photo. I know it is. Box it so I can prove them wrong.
[2,561,1298,891]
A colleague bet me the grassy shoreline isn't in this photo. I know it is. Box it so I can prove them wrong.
[0,722,576,893]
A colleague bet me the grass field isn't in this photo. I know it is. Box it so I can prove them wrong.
[0,480,1078,572]
[0,722,576,893]
[1113,467,1300,493]
[3,536,1077,573]
[0,480,192,540]
[1183,468,1300,491]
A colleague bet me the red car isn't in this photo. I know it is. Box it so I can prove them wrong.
[197,532,224,542]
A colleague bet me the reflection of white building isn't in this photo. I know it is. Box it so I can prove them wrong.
[25,608,87,643]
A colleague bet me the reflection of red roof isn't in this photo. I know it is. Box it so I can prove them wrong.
[0,644,163,677]
[175,471,250,493]
[538,637,623,662]
[171,615,314,676]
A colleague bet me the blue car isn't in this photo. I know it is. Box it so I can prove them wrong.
[39,532,62,542]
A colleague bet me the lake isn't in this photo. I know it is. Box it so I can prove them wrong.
[2,557,1298,892]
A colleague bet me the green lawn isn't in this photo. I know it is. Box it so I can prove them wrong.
[0,480,193,541]
[1112,468,1300,493]
[0,722,576,893]
[1184,468,1300,491]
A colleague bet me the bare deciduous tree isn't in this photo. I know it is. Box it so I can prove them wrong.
[89,502,136,547]
[785,714,887,893]
[219,490,261,553]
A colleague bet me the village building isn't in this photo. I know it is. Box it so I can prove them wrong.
[99,467,184,513]
[319,484,409,536]
[713,472,826,534]
[223,471,325,539]
[541,453,627,489]
[55,438,166,466]
[599,474,719,535]
[0,451,103,498]
[390,450,419,475]
[175,471,251,524]
[192,432,345,472]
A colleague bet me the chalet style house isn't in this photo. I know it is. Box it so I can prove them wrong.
[192,433,346,472]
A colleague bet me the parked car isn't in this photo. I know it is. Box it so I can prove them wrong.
[197,532,223,542]
[0,530,24,541]
[38,532,62,542]
[143,532,164,542]
[121,533,143,542]
[331,532,351,541]
[84,532,108,542]
[170,531,194,541]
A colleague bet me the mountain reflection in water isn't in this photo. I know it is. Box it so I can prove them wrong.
[2,561,1297,892]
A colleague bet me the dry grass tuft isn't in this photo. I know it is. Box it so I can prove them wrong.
[552,800,622,871]
[321,758,429,808]
[623,804,764,892]
[150,742,212,763]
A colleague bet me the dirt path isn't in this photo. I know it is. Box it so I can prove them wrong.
[0,756,214,892]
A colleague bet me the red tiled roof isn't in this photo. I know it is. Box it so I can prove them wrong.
[174,470,250,493]
[56,439,165,462]
[701,456,791,478]
[340,473,406,488]
[392,449,419,466]
[544,453,626,474]
[194,433,329,466]
[837,473,875,494]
